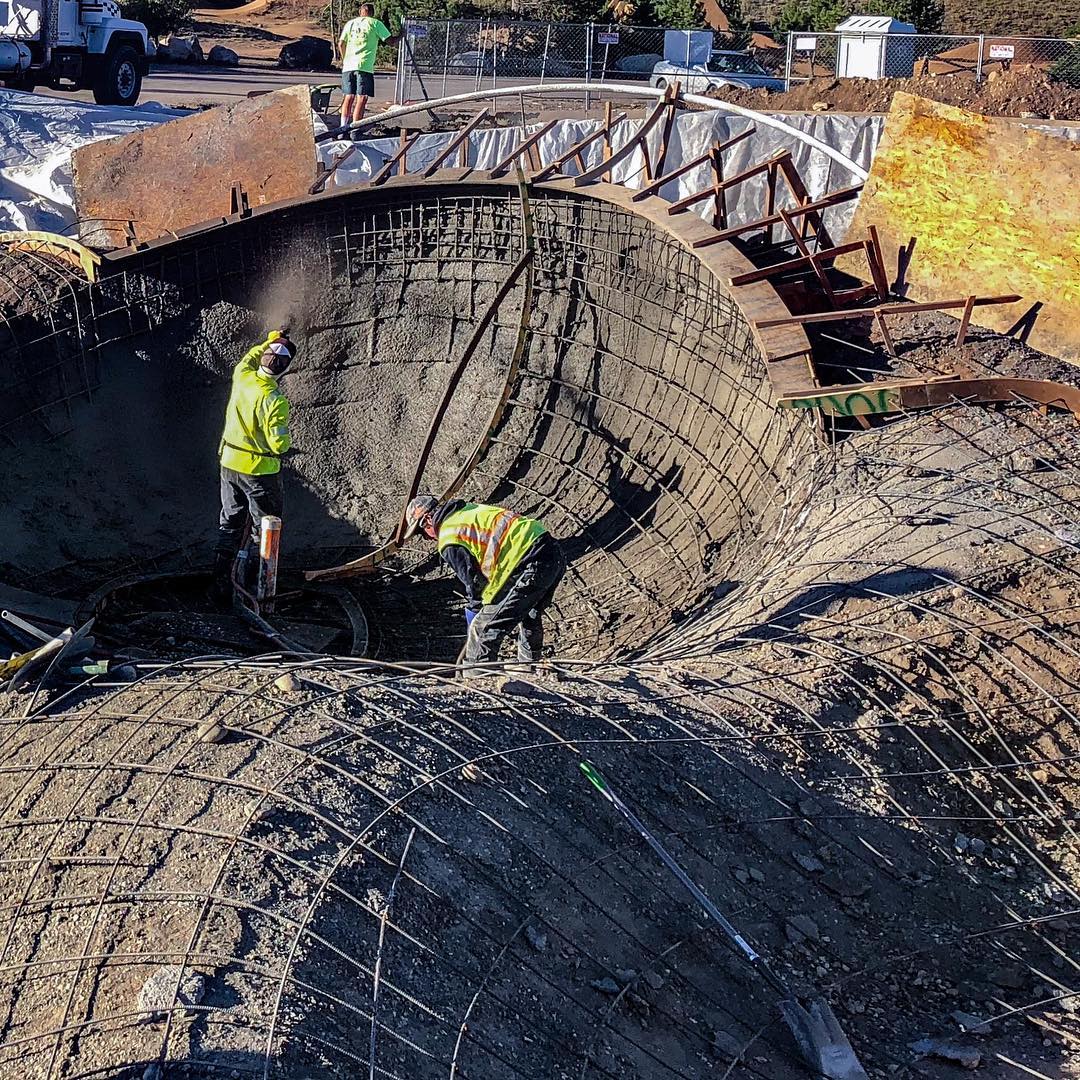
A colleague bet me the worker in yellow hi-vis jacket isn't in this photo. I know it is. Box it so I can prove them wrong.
[212,330,296,601]
[404,495,566,673]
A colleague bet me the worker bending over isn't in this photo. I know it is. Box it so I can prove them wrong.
[213,330,296,602]
[406,495,566,672]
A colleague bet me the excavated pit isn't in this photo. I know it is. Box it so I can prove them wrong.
[1,180,1078,1080]
[0,182,809,661]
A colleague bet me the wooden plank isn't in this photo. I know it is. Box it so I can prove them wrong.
[667,151,791,216]
[693,184,863,248]
[955,294,976,346]
[779,207,837,307]
[422,108,491,177]
[572,93,671,187]
[728,240,866,287]
[533,114,627,181]
[488,120,558,177]
[836,92,1080,362]
[371,132,418,186]
[632,127,754,202]
[754,294,1022,329]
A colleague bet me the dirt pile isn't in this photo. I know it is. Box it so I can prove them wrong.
[714,68,1080,120]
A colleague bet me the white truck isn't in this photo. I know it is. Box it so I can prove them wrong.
[1,0,151,105]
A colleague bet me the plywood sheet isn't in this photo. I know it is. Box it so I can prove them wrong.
[839,92,1080,363]
[73,86,316,249]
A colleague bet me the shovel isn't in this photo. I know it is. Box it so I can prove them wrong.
[579,761,869,1080]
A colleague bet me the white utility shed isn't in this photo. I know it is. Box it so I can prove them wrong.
[835,15,916,79]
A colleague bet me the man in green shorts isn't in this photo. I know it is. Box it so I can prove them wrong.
[337,3,396,132]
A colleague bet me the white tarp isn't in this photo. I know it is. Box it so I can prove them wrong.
[0,90,184,232]
[316,110,883,237]
[8,89,1073,246]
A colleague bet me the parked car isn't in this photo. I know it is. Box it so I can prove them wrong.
[446,49,576,78]
[650,50,784,92]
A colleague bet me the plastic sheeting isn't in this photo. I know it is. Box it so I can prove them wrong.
[318,110,884,238]
[0,90,183,232]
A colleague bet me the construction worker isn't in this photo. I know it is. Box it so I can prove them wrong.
[212,330,296,602]
[336,3,397,132]
[405,495,567,672]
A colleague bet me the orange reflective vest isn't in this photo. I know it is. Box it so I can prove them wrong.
[438,503,547,604]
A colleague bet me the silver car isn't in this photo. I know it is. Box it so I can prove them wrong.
[650,50,784,92]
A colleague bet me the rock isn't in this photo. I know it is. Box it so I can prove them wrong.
[159,35,203,63]
[138,966,205,1020]
[794,853,825,873]
[143,1066,161,1080]
[643,970,664,990]
[524,925,547,952]
[748,867,765,883]
[953,833,970,853]
[969,837,986,856]
[615,968,638,985]
[195,720,226,744]
[911,1036,981,1069]
[785,914,821,944]
[731,866,750,885]
[279,35,333,70]
[811,100,831,110]
[207,45,239,66]
[591,977,620,995]
[951,1010,990,1034]
[989,964,1027,990]
[710,1029,743,1059]
[275,672,302,692]
[820,871,870,898]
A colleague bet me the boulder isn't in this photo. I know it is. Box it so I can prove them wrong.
[279,36,333,71]
[208,45,239,67]
[159,35,203,64]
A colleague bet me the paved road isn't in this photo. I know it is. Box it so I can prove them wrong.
[35,64,389,109]
[35,63,517,110]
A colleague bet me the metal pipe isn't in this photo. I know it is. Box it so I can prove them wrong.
[326,82,870,181]
[257,516,282,613]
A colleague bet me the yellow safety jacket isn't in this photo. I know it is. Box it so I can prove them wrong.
[438,503,547,605]
[219,335,292,476]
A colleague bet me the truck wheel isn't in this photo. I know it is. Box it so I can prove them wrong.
[92,44,142,106]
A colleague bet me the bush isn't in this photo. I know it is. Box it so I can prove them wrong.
[1050,26,1080,89]
[121,0,191,40]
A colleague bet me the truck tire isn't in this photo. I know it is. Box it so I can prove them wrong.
[92,44,142,106]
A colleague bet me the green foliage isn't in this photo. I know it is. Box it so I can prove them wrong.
[775,0,943,33]
[121,0,191,40]
[650,0,705,30]
[1050,24,1080,88]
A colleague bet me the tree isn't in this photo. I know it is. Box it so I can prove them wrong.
[1050,22,1080,88]
[776,0,943,33]
[122,0,191,40]
[651,0,705,30]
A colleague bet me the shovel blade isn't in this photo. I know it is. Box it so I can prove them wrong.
[778,997,869,1080]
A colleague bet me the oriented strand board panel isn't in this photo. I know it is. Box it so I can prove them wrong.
[840,92,1080,362]
[73,86,316,249]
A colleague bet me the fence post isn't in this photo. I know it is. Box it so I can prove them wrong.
[394,28,405,103]
[784,30,793,89]
[585,22,593,111]
[975,34,985,81]
[441,20,450,98]
[540,22,551,84]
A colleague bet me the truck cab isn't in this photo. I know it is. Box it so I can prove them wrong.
[1,0,151,105]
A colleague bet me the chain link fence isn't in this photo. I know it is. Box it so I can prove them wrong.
[393,19,1080,103]
[394,20,787,102]
[783,31,1080,85]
